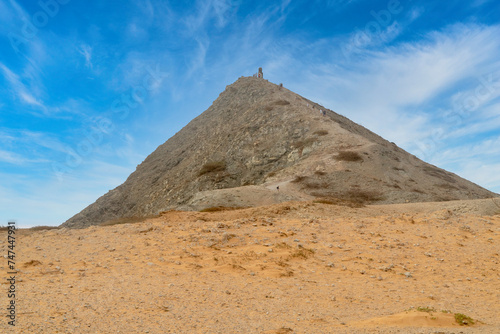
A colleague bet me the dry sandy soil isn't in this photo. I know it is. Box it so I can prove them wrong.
[1,198,499,333]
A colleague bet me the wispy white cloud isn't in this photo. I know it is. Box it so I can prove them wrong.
[19,130,76,156]
[246,22,499,192]
[408,6,424,21]
[280,0,292,13]
[431,137,500,193]
[137,0,155,19]
[0,157,136,227]
[186,38,209,78]
[322,0,360,10]
[458,162,500,193]
[211,0,233,28]
[471,0,493,8]
[0,149,31,164]
[0,62,46,109]
[434,136,500,165]
[78,44,93,69]
[183,0,237,34]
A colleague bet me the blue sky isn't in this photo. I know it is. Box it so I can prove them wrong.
[1,0,499,227]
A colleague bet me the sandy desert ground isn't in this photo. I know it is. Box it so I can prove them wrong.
[1,198,499,333]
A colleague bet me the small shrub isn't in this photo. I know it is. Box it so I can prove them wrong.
[221,233,236,242]
[293,138,316,150]
[335,150,363,162]
[200,206,245,212]
[416,306,436,313]
[290,247,315,259]
[23,260,42,267]
[291,175,307,183]
[273,100,290,106]
[423,165,456,183]
[275,242,292,249]
[313,197,364,208]
[454,313,475,326]
[345,190,384,204]
[313,130,329,136]
[314,170,326,176]
[302,180,328,189]
[198,161,226,176]
[267,171,277,178]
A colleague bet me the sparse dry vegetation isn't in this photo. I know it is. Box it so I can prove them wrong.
[344,189,384,204]
[302,180,328,189]
[423,165,457,183]
[273,100,290,106]
[416,306,436,313]
[291,175,307,183]
[313,130,328,136]
[199,206,246,213]
[198,161,226,176]
[293,138,316,150]
[455,313,475,326]
[289,247,315,259]
[312,196,365,208]
[23,260,42,267]
[335,150,363,162]
[313,198,338,205]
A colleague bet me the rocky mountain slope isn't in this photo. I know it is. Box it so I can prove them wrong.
[62,76,497,228]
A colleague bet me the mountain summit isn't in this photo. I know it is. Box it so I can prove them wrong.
[62,75,496,228]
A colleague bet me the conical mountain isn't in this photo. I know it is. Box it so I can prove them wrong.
[62,76,497,228]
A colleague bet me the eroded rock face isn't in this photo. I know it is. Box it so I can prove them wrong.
[61,77,497,228]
